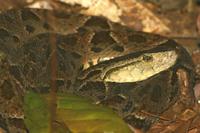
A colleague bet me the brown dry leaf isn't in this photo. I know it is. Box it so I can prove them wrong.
[176,69,195,106]
[149,103,200,133]
[28,0,53,9]
[56,0,122,22]
[56,0,170,33]
[150,121,183,133]
[173,120,191,133]
[193,83,200,103]
[149,119,194,133]
[116,0,170,33]
[189,128,200,133]
[57,0,200,38]
[179,109,197,121]
[189,112,200,131]
[0,127,6,133]
[0,0,27,11]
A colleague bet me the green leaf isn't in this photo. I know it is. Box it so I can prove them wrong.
[24,92,132,133]
[55,93,132,133]
[23,91,50,133]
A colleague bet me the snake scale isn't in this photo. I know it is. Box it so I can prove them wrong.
[0,8,195,132]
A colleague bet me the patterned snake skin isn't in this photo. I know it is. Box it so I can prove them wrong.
[0,8,195,132]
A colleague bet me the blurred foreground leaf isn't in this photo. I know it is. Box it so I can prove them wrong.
[23,91,50,133]
[24,91,132,133]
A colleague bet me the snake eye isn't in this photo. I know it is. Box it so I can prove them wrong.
[142,55,153,62]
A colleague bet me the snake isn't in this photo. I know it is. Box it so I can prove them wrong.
[0,8,195,132]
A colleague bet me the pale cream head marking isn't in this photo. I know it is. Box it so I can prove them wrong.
[104,51,177,83]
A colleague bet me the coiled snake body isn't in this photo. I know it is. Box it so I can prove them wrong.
[0,8,195,132]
